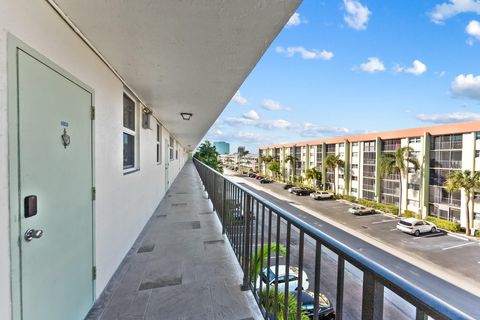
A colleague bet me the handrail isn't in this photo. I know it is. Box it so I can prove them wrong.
[193,158,474,320]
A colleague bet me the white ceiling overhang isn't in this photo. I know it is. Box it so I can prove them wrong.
[52,0,301,150]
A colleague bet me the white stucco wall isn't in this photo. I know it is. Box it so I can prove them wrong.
[0,27,10,320]
[0,1,187,317]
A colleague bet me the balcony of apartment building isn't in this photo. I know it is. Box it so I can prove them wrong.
[1,1,479,320]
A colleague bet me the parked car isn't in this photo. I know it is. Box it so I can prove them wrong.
[288,186,302,193]
[348,205,375,215]
[293,290,336,320]
[248,172,256,178]
[310,191,334,200]
[397,218,436,236]
[256,265,309,293]
[292,188,315,196]
[255,176,264,180]
[231,205,255,221]
[283,183,294,190]
[260,178,273,184]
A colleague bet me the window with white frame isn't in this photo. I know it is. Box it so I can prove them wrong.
[351,187,358,193]
[123,93,137,170]
[169,136,174,161]
[408,199,419,207]
[156,123,162,164]
[352,152,359,157]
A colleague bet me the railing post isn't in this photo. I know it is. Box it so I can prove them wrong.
[222,178,226,234]
[241,194,251,291]
[362,270,384,320]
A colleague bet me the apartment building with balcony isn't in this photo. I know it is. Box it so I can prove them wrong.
[259,121,480,229]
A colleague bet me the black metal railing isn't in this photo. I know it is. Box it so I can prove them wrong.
[193,158,472,320]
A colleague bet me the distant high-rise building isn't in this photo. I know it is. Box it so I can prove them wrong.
[213,141,230,155]
[238,146,246,154]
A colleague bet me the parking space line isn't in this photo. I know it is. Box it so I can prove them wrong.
[371,219,396,225]
[446,233,469,241]
[389,228,397,231]
[442,242,476,251]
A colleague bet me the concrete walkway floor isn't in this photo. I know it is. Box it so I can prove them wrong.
[86,161,262,320]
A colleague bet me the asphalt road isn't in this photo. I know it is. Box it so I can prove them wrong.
[226,173,480,319]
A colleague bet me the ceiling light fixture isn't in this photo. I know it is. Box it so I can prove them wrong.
[181,112,193,120]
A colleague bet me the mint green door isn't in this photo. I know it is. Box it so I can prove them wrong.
[17,50,94,320]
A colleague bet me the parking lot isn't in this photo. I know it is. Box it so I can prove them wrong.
[225,170,480,317]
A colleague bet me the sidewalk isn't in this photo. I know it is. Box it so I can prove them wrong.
[86,162,262,320]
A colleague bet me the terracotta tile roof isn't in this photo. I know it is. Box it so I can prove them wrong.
[259,121,480,150]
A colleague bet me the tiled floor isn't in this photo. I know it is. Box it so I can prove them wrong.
[86,161,262,320]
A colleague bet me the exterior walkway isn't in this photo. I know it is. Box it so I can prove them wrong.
[86,161,262,320]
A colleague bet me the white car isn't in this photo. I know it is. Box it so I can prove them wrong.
[310,191,334,200]
[397,218,437,236]
[348,205,375,215]
[288,187,302,193]
[256,265,309,293]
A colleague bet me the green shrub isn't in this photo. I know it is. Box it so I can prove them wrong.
[403,210,421,219]
[355,199,398,214]
[426,216,461,232]
[475,229,480,238]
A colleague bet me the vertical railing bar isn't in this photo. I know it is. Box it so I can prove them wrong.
[241,194,251,291]
[336,256,345,320]
[241,191,247,268]
[283,222,291,320]
[221,178,226,233]
[362,270,384,320]
[273,213,281,318]
[313,242,322,320]
[416,308,428,320]
[265,208,273,315]
[249,198,256,291]
[258,203,266,306]
[296,231,304,320]
[253,199,260,295]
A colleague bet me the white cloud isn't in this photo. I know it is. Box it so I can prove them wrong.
[224,116,292,130]
[231,90,248,105]
[343,0,371,30]
[275,46,334,60]
[393,60,427,76]
[358,57,385,73]
[262,99,282,111]
[286,12,307,27]
[416,111,480,123]
[435,71,446,77]
[466,20,480,38]
[451,74,480,100]
[296,123,350,137]
[243,110,260,120]
[429,0,480,24]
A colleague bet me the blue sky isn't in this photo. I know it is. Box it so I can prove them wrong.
[204,0,480,154]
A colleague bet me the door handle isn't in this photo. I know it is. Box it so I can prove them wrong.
[24,228,44,242]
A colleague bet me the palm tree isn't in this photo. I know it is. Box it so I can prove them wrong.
[324,154,344,194]
[268,161,281,179]
[305,168,322,188]
[445,170,480,235]
[194,140,222,172]
[285,155,296,180]
[261,290,309,320]
[379,146,419,216]
[250,243,286,283]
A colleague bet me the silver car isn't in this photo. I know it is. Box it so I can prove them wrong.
[348,205,375,215]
